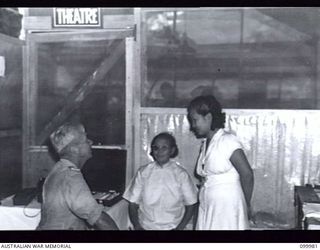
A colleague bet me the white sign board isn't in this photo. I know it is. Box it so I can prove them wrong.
[53,8,101,27]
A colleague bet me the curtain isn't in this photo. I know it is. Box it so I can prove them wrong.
[140,109,320,228]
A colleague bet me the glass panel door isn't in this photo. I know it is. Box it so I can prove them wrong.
[24,30,133,190]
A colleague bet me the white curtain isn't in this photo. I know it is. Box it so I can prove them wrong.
[139,109,320,229]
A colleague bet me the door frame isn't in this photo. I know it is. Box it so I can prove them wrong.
[22,29,135,188]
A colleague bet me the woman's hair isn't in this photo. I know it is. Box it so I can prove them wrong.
[150,132,179,158]
[187,95,226,129]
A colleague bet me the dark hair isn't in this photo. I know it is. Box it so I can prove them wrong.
[150,132,179,158]
[187,95,226,129]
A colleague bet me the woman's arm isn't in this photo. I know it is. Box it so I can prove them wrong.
[174,203,196,230]
[94,211,119,230]
[128,202,145,230]
[230,149,254,210]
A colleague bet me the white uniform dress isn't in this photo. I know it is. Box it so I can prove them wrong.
[196,129,249,230]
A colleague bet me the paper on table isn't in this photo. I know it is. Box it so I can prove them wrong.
[303,203,320,219]
[314,189,320,199]
[0,56,5,77]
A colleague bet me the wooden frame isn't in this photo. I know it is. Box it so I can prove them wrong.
[132,8,142,174]
[23,29,134,188]
[125,36,135,186]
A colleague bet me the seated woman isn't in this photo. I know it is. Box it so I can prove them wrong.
[123,132,198,230]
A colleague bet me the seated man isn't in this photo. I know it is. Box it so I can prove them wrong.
[37,122,119,230]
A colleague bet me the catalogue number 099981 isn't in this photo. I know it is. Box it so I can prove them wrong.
[300,244,318,248]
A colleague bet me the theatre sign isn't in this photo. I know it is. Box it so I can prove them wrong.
[53,8,101,27]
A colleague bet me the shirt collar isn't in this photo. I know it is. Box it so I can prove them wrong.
[207,128,223,143]
[154,159,174,168]
[201,128,224,150]
[213,128,224,140]
[60,158,78,168]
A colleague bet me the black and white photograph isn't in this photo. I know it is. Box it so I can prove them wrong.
[0,6,320,243]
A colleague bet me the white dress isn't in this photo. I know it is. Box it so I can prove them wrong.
[196,129,249,230]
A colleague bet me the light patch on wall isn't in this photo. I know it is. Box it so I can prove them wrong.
[0,56,5,77]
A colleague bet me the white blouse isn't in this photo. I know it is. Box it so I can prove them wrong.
[123,159,198,230]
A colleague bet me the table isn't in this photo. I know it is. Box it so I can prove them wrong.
[0,197,41,230]
[294,186,320,230]
[0,196,131,230]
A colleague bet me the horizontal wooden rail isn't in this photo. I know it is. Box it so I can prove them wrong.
[0,129,21,138]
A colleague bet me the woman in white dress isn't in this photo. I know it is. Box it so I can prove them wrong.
[187,95,254,230]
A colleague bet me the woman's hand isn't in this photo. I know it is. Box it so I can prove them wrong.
[128,202,145,230]
[247,206,258,228]
[230,149,254,211]
[247,206,252,221]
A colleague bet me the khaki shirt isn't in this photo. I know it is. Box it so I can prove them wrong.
[37,159,103,230]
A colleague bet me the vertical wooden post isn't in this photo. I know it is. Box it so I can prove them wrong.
[22,35,39,188]
[315,37,320,109]
[239,8,245,107]
[125,36,135,187]
[22,39,28,188]
[132,8,143,178]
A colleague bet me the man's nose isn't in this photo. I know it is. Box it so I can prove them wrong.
[88,139,93,145]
